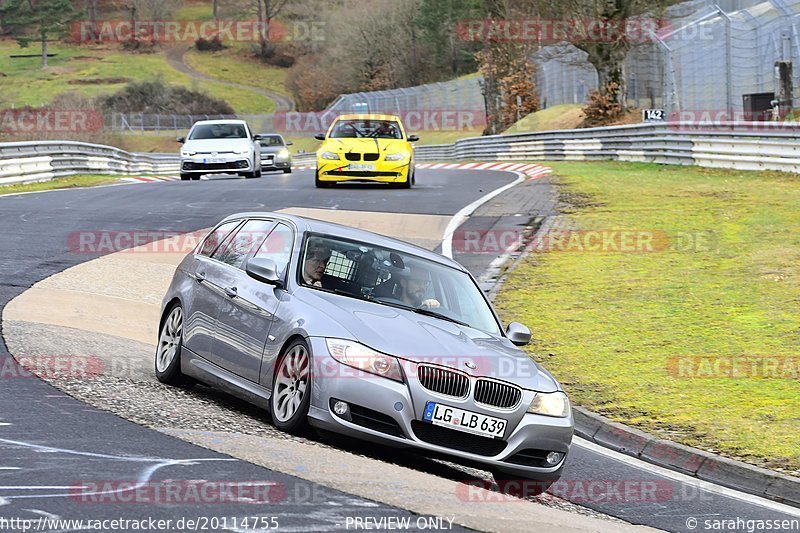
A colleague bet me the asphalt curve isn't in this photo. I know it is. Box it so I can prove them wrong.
[0,169,797,531]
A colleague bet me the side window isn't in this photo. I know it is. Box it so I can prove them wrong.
[212,219,274,270]
[198,221,240,257]
[254,223,293,276]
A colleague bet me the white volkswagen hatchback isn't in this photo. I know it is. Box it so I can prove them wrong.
[178,119,263,180]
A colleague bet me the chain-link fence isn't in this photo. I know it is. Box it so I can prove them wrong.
[326,76,485,114]
[534,0,800,114]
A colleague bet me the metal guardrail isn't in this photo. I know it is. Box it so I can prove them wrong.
[413,122,800,173]
[0,141,180,186]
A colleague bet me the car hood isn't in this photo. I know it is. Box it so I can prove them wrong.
[260,145,287,154]
[321,137,408,154]
[298,289,559,392]
[182,139,252,153]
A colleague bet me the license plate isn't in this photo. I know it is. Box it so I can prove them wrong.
[203,158,224,164]
[348,164,375,171]
[423,402,507,439]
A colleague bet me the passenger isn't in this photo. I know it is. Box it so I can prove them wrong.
[302,241,331,287]
[398,266,440,309]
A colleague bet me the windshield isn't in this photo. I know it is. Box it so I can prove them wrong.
[329,119,403,139]
[189,123,248,140]
[261,135,285,146]
[298,234,501,335]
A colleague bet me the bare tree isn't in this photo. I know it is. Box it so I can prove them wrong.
[252,0,290,59]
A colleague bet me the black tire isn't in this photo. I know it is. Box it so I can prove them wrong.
[255,168,262,178]
[154,303,194,388]
[180,173,191,181]
[191,175,201,181]
[243,171,256,179]
[283,168,292,174]
[397,171,411,189]
[314,169,331,188]
[270,338,313,435]
[411,168,416,185]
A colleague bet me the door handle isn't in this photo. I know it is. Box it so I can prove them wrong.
[224,286,238,298]
[195,271,206,282]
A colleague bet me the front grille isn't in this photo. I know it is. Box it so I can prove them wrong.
[363,153,379,161]
[474,379,522,409]
[411,421,507,456]
[344,153,360,161]
[348,404,405,438]
[326,171,400,178]
[182,160,248,171]
[417,365,469,398]
[504,449,550,467]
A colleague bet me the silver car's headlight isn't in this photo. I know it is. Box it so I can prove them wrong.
[277,148,290,160]
[325,338,403,382]
[181,150,196,157]
[320,151,340,160]
[527,391,571,418]
[234,148,251,155]
[384,152,409,161]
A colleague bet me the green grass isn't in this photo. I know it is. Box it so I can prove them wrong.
[504,104,585,134]
[0,174,119,195]
[185,46,290,97]
[493,161,800,471]
[0,40,274,113]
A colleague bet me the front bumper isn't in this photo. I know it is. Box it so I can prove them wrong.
[181,156,253,174]
[316,160,411,183]
[306,337,573,480]
[260,156,291,170]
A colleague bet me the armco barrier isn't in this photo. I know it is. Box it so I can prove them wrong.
[412,121,800,173]
[0,141,180,186]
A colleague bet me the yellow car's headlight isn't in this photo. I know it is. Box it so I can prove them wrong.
[385,152,409,161]
[527,391,571,418]
[320,151,339,160]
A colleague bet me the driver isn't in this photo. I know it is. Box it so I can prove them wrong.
[398,266,440,309]
[302,240,331,287]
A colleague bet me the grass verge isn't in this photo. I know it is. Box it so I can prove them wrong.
[493,161,800,472]
[0,175,119,195]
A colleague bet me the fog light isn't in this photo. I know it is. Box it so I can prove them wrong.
[333,401,349,416]
[545,452,564,466]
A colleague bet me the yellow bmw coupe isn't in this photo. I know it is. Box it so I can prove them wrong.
[314,114,418,188]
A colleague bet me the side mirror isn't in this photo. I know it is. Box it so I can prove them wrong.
[314,133,326,141]
[245,257,282,286]
[253,134,263,141]
[285,140,293,146]
[407,134,419,142]
[176,136,185,143]
[506,322,531,346]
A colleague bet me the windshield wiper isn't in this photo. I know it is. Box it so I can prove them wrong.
[411,307,470,327]
[374,299,469,327]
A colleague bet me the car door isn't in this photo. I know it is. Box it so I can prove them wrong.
[182,219,243,361]
[210,219,286,381]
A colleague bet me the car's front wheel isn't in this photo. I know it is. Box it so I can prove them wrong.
[271,339,313,435]
[314,169,331,188]
[180,173,191,181]
[283,167,292,174]
[155,304,193,387]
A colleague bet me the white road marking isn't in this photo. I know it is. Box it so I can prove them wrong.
[0,467,21,470]
[574,437,800,517]
[441,171,526,258]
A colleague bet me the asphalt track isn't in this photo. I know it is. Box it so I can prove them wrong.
[0,168,798,532]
